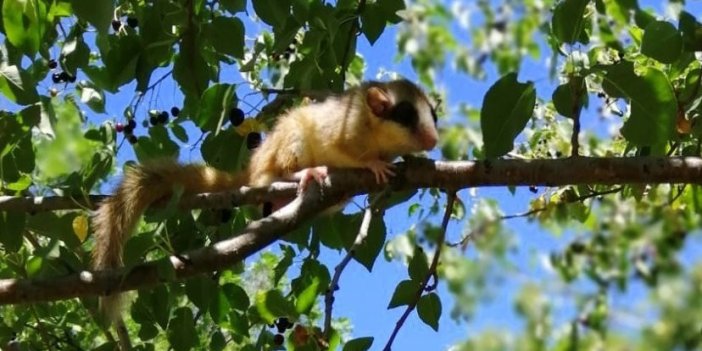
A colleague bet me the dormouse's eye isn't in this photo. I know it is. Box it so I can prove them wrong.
[385,101,419,130]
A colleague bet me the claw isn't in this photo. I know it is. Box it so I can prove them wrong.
[295,166,329,194]
[365,160,395,183]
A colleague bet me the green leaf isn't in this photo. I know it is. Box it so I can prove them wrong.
[641,20,683,64]
[379,0,405,23]
[133,126,179,162]
[480,72,536,158]
[201,129,248,172]
[62,35,91,75]
[171,124,189,143]
[222,283,250,311]
[599,62,676,145]
[25,212,81,248]
[313,214,348,250]
[273,246,295,284]
[70,0,113,33]
[408,247,429,281]
[291,259,330,299]
[209,288,232,324]
[138,323,159,341]
[255,290,297,323]
[679,11,702,52]
[295,278,320,314]
[221,0,247,13]
[551,0,590,45]
[387,280,420,309]
[350,215,386,271]
[77,83,106,113]
[2,0,47,55]
[361,4,385,45]
[0,65,40,105]
[167,307,198,351]
[252,0,290,27]
[416,293,441,331]
[0,212,25,252]
[103,35,141,90]
[343,337,374,351]
[552,79,588,118]
[195,83,236,132]
[132,285,171,329]
[210,331,227,351]
[185,276,218,311]
[208,17,245,59]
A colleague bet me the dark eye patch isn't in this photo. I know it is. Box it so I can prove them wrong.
[384,101,419,131]
[430,107,437,124]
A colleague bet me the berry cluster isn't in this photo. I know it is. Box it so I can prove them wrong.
[115,119,138,144]
[115,106,180,145]
[268,317,293,346]
[228,106,262,151]
[149,110,170,126]
[48,59,76,84]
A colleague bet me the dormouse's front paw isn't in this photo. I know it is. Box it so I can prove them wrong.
[294,166,329,194]
[365,160,396,183]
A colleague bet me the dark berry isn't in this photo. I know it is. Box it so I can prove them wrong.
[220,209,232,223]
[246,132,262,150]
[115,123,125,133]
[528,186,538,193]
[277,317,291,330]
[67,74,76,83]
[111,20,122,31]
[58,71,70,82]
[48,59,57,69]
[170,106,180,117]
[273,334,284,346]
[229,107,245,126]
[126,17,139,28]
[127,134,138,144]
[51,73,61,83]
[150,116,159,126]
[124,119,136,133]
[262,202,273,217]
[158,111,169,124]
[597,92,606,98]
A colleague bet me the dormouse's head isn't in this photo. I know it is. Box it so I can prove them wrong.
[364,79,439,155]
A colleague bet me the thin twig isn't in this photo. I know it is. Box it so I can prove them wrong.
[323,189,391,337]
[569,78,584,157]
[339,0,366,84]
[447,186,624,247]
[383,191,456,351]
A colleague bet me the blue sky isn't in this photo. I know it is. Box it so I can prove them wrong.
[4,0,702,349]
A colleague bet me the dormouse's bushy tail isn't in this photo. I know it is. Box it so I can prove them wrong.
[92,160,247,322]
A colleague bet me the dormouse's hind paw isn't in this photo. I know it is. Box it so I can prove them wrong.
[295,166,329,194]
[365,160,396,183]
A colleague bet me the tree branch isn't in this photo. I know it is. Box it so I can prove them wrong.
[3,157,702,213]
[0,181,346,305]
[383,191,456,351]
[1,157,702,304]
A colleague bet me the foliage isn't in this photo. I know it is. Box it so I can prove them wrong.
[1,0,702,350]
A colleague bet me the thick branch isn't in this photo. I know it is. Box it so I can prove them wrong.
[0,182,345,305]
[1,157,702,304]
[3,157,702,213]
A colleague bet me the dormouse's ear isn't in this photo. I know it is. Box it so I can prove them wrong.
[366,86,392,117]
